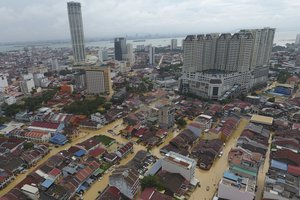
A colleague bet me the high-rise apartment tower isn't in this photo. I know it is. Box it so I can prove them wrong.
[67,2,86,63]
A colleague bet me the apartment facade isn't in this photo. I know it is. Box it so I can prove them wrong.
[85,66,112,95]
[180,28,275,100]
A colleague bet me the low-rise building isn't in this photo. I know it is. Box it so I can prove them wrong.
[162,151,197,183]
[91,112,107,125]
[217,171,256,200]
[109,166,140,199]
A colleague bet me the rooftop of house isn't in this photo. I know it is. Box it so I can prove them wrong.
[110,166,139,187]
[221,171,256,193]
[140,187,173,200]
[29,121,60,130]
[228,147,262,167]
[164,151,196,169]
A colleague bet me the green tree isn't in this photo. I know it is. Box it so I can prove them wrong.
[176,118,187,128]
[23,142,34,150]
[268,97,275,102]
[141,175,164,191]
[0,116,10,124]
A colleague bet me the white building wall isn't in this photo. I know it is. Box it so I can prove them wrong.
[162,156,195,181]
[0,75,8,92]
[109,177,134,199]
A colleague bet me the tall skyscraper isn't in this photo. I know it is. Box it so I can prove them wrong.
[171,39,177,50]
[114,37,126,61]
[149,46,155,65]
[125,44,135,66]
[295,34,300,45]
[85,67,112,95]
[67,2,86,63]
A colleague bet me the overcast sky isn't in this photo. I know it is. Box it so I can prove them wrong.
[0,0,299,43]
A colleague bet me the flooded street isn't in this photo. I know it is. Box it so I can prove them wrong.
[1,116,255,200]
[255,132,272,200]
[189,118,249,200]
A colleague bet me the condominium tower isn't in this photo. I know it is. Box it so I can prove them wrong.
[171,39,178,50]
[67,2,86,63]
[180,28,275,100]
[149,46,155,65]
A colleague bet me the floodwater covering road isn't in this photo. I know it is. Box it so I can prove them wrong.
[1,117,255,200]
[188,118,249,200]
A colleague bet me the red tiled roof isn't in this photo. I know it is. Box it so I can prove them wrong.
[75,167,93,182]
[107,186,121,198]
[273,149,300,166]
[49,168,61,177]
[288,165,300,176]
[30,121,60,130]
[89,147,106,158]
[21,130,49,139]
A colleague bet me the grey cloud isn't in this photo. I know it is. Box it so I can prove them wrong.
[0,0,299,42]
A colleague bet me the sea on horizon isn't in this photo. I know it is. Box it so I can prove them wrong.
[0,30,298,52]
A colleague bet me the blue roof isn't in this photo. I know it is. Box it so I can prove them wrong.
[271,159,288,171]
[223,171,240,182]
[77,184,88,192]
[74,149,86,157]
[41,179,54,189]
[145,159,162,176]
[49,133,68,145]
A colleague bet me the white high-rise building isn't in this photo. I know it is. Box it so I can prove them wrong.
[296,34,300,45]
[20,79,35,94]
[158,105,175,129]
[0,74,8,92]
[67,2,86,64]
[240,28,275,69]
[180,28,275,100]
[124,43,135,66]
[171,39,177,50]
[149,45,155,65]
[98,49,103,63]
[51,58,59,71]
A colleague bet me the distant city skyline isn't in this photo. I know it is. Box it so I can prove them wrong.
[0,0,299,43]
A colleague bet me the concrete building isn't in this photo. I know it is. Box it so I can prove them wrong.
[67,2,86,63]
[240,28,275,69]
[109,166,140,199]
[4,96,16,105]
[124,43,135,66]
[91,112,107,125]
[180,28,275,100]
[171,39,177,50]
[20,78,35,94]
[51,58,59,71]
[98,49,103,63]
[217,171,256,200]
[0,74,8,92]
[85,66,112,95]
[158,105,175,129]
[162,151,197,183]
[21,184,40,200]
[149,45,155,65]
[295,34,300,45]
[114,37,127,61]
[74,72,86,89]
